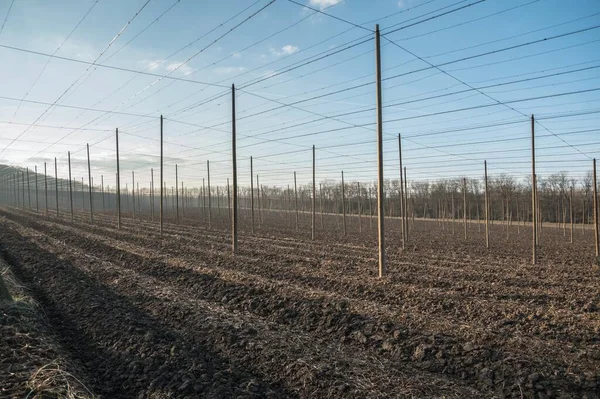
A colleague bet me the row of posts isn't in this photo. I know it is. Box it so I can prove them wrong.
[1,26,599,277]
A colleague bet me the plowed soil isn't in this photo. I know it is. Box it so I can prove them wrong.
[0,206,598,398]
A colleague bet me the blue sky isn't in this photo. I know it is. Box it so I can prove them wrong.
[0,0,599,190]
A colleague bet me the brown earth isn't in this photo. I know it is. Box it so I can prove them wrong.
[0,206,598,398]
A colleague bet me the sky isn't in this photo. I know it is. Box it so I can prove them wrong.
[0,0,599,191]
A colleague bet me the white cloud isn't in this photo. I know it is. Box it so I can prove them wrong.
[165,62,194,76]
[140,59,162,71]
[309,0,342,10]
[232,52,242,59]
[270,44,299,57]
[214,66,247,74]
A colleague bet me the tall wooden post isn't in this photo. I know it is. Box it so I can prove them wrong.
[54,158,59,216]
[319,183,324,229]
[593,158,599,257]
[231,84,239,254]
[14,173,17,208]
[250,157,254,234]
[34,166,39,212]
[175,164,179,224]
[159,117,164,234]
[570,186,574,244]
[68,152,73,222]
[257,176,262,226]
[44,162,48,215]
[398,134,405,249]
[463,178,467,239]
[207,160,212,229]
[341,171,347,236]
[294,171,299,230]
[368,187,373,231]
[21,171,24,209]
[26,168,31,210]
[404,167,409,241]
[312,145,316,240]
[358,182,362,233]
[132,171,136,220]
[451,190,455,236]
[86,144,93,224]
[227,177,231,222]
[531,115,537,264]
[375,25,385,277]
[101,175,105,214]
[202,178,206,223]
[150,169,154,221]
[116,128,121,230]
[484,161,489,248]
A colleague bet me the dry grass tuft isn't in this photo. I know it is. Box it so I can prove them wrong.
[25,361,95,399]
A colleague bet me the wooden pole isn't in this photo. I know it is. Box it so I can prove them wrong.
[101,175,105,214]
[86,144,93,224]
[116,128,121,229]
[312,145,316,240]
[132,171,136,220]
[227,178,231,222]
[375,24,386,277]
[21,171,24,209]
[26,168,31,210]
[44,162,48,215]
[570,186,574,244]
[250,157,254,234]
[294,171,299,230]
[160,116,164,236]
[404,166,409,241]
[175,164,179,224]
[484,161,489,248]
[150,169,154,221]
[287,184,291,226]
[341,171,347,236]
[531,115,537,264]
[451,190,455,236]
[368,187,373,232]
[68,152,73,222]
[54,158,59,216]
[358,182,362,233]
[257,176,262,226]
[398,133,405,249]
[33,166,38,212]
[593,158,599,257]
[207,160,212,230]
[463,177,467,239]
[231,84,239,254]
[319,183,324,229]
[202,178,206,223]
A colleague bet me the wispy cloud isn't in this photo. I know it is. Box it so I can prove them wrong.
[309,0,342,10]
[165,62,194,76]
[138,59,193,75]
[140,59,162,71]
[270,44,299,56]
